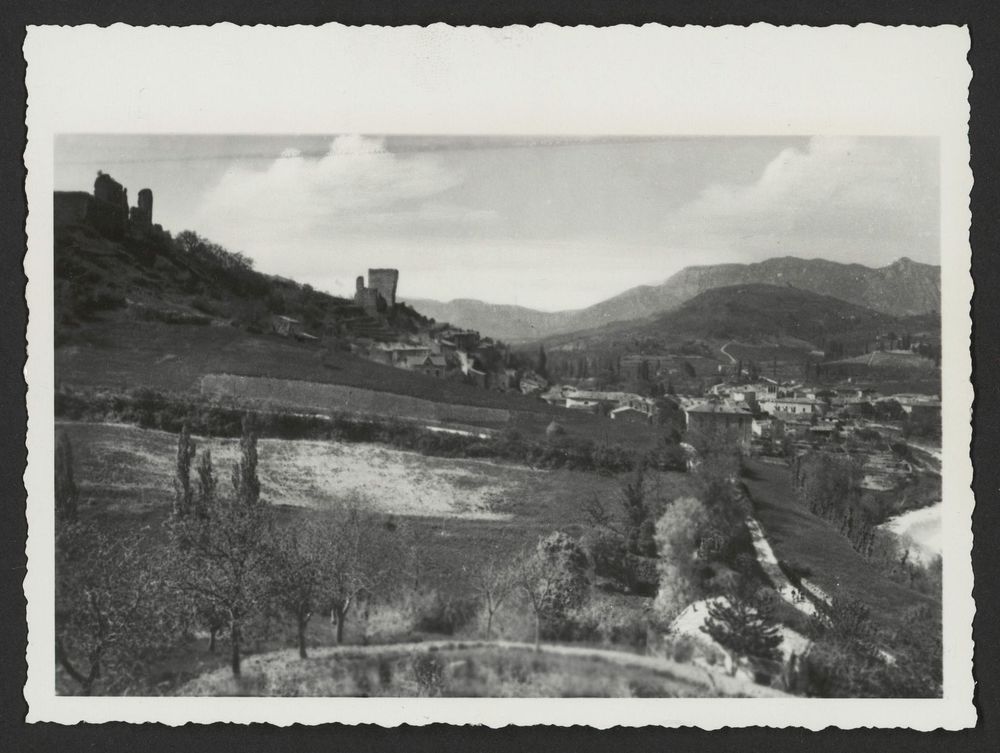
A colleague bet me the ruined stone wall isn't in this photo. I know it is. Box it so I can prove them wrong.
[137,188,153,220]
[130,188,154,228]
[355,287,385,315]
[90,173,129,238]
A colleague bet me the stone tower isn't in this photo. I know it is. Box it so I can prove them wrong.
[137,188,153,223]
[130,187,154,228]
[367,269,399,309]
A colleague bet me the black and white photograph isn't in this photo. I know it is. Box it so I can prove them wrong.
[22,24,975,728]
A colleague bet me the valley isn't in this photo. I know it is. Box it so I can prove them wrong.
[49,165,944,701]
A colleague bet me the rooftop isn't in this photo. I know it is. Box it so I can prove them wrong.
[686,401,753,416]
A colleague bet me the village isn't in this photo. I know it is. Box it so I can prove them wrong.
[266,267,941,488]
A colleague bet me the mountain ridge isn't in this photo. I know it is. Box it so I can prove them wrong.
[406,256,940,342]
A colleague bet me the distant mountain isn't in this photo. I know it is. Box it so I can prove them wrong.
[541,284,905,353]
[404,298,576,342]
[407,256,940,342]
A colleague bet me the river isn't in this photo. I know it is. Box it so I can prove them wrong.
[879,502,942,566]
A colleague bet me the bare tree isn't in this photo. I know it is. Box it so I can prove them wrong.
[471,536,517,639]
[55,523,180,695]
[267,521,330,658]
[323,504,403,644]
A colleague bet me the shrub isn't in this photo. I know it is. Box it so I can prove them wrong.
[410,589,478,636]
[653,496,709,621]
[411,653,445,696]
[668,635,696,664]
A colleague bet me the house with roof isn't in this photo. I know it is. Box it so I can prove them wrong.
[758,396,824,418]
[520,372,548,396]
[403,353,448,378]
[684,401,754,452]
[271,315,304,338]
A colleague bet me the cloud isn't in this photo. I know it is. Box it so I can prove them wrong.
[195,134,495,249]
[662,136,939,264]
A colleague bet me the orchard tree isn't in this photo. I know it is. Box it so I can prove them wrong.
[471,536,517,639]
[55,433,181,694]
[267,519,333,658]
[323,504,404,644]
[55,523,181,694]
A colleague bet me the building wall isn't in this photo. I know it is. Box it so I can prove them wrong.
[687,412,752,451]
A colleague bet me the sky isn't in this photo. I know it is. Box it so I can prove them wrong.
[55,135,939,311]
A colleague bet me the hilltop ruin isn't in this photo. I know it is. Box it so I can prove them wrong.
[355,268,399,315]
[54,171,161,240]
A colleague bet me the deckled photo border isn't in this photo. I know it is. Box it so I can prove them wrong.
[22,23,975,728]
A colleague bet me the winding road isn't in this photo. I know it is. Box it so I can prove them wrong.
[719,340,738,364]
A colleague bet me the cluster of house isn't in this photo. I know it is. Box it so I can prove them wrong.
[691,379,941,453]
[537,386,667,423]
[525,375,943,456]
[350,324,545,391]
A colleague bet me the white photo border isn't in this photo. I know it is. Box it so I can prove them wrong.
[23,23,975,728]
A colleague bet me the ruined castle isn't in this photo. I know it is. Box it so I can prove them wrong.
[355,268,399,315]
[54,172,158,240]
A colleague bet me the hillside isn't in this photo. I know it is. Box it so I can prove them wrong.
[55,220,429,343]
[411,256,940,342]
[540,284,905,354]
[53,217,667,450]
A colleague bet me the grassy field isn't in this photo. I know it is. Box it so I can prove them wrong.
[741,458,936,624]
[59,421,690,593]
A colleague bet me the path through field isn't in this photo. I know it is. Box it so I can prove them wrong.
[741,458,937,624]
[177,639,788,698]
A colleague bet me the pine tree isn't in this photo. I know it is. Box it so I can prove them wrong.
[173,423,196,518]
[701,589,783,664]
[195,448,216,520]
[55,432,79,523]
[232,415,260,508]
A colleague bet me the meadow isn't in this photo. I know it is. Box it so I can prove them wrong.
[59,420,689,594]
